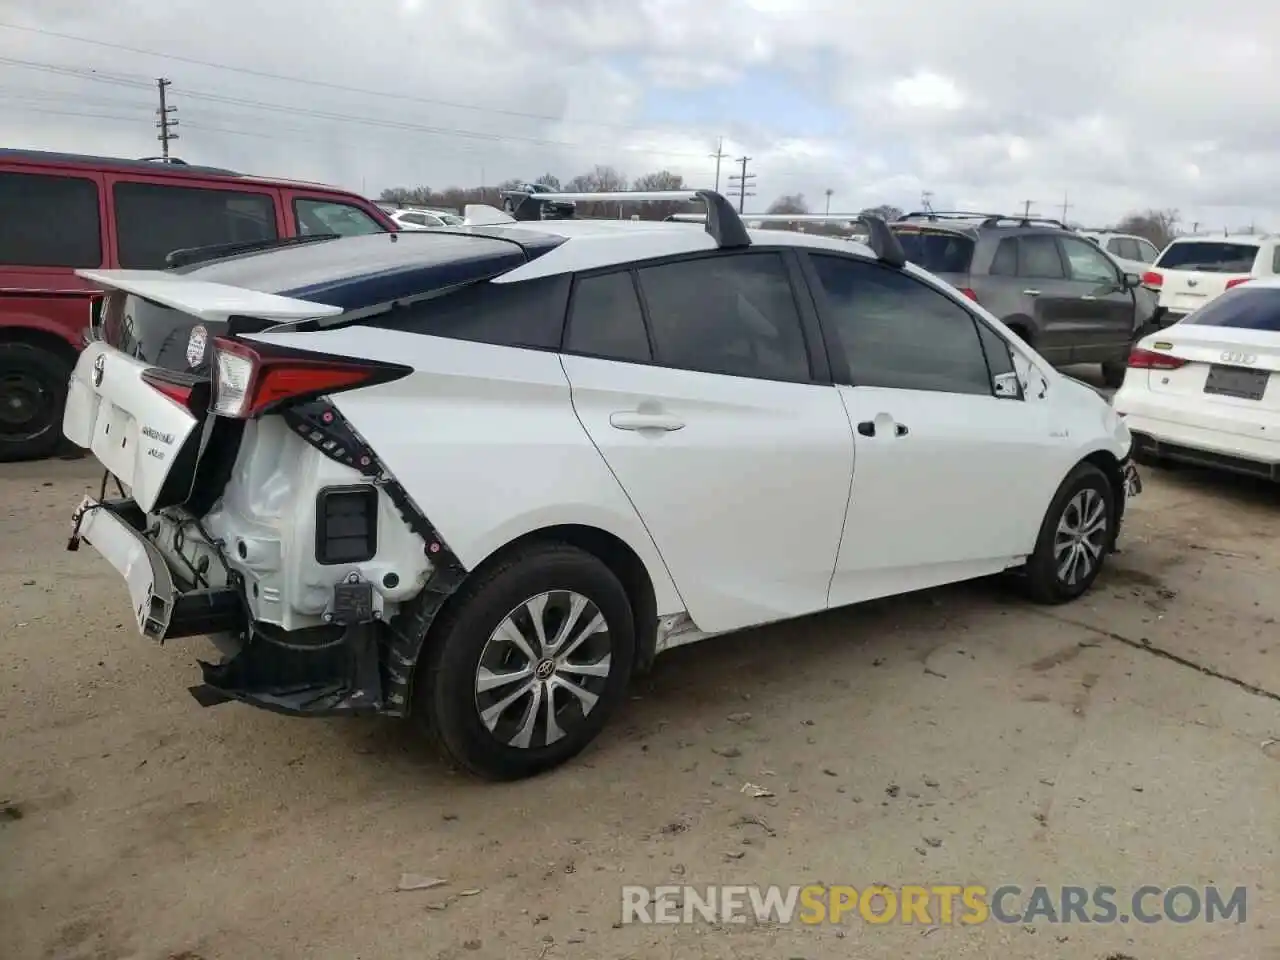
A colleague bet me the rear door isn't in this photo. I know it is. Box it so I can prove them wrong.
[998,233,1080,363]
[1142,287,1280,435]
[560,251,854,634]
[107,175,284,269]
[1152,240,1261,318]
[1058,234,1135,361]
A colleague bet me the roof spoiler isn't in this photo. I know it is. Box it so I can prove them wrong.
[511,190,907,268]
[76,269,344,323]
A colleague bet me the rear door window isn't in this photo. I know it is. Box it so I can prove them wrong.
[1185,287,1280,331]
[1016,235,1066,279]
[1136,239,1159,263]
[295,198,386,237]
[1156,241,1260,273]
[1061,235,1120,284]
[889,228,975,274]
[0,171,102,267]
[113,181,277,268]
[565,271,652,363]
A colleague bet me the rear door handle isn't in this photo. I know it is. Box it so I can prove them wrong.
[1081,295,1097,301]
[1023,289,1041,297]
[609,411,685,432]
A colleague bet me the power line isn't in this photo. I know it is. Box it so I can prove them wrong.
[155,77,178,159]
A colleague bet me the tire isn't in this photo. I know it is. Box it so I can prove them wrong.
[413,542,635,780]
[0,341,73,463]
[1022,462,1115,605]
[1101,360,1127,389]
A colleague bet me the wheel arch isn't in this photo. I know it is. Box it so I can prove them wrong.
[1075,446,1127,542]
[444,522,669,675]
[1002,313,1036,344]
[0,323,81,364]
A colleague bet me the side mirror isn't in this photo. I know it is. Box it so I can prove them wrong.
[1123,272,1142,290]
[993,371,1022,399]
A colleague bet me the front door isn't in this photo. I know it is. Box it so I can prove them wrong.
[559,253,855,634]
[800,251,1065,606]
[1058,234,1135,362]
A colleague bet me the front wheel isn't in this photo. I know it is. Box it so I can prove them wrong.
[1022,463,1115,604]
[0,341,73,462]
[414,543,635,780]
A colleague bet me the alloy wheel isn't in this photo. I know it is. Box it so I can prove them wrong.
[1053,488,1108,586]
[474,590,613,749]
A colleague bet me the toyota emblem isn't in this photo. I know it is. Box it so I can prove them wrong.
[92,354,105,387]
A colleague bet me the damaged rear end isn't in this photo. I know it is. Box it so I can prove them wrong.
[63,236,525,716]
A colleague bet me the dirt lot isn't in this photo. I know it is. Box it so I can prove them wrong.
[3,447,1279,960]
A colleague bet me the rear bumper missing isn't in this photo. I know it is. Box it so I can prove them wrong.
[70,496,394,717]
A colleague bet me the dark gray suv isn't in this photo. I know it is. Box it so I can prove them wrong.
[890,213,1154,387]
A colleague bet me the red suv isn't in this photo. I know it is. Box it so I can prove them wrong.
[0,149,397,461]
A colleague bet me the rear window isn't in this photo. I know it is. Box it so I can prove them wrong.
[102,293,222,370]
[114,181,278,269]
[0,171,102,268]
[1185,287,1280,331]
[1155,241,1259,273]
[889,228,974,274]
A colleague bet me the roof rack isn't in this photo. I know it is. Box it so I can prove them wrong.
[509,190,906,268]
[165,233,340,269]
[898,210,999,222]
[979,215,1071,230]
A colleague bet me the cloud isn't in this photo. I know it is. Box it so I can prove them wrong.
[2,0,1278,229]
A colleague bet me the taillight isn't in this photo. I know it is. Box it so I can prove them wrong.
[141,368,209,413]
[1142,271,1163,288]
[1128,347,1188,370]
[959,287,979,302]
[1225,277,1251,290]
[211,336,411,419]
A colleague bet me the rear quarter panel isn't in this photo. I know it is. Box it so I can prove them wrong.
[245,326,686,617]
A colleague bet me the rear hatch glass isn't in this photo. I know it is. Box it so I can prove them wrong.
[889,226,975,274]
[1156,242,1259,273]
[1184,286,1280,330]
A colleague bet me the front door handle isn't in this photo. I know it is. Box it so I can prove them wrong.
[856,418,909,438]
[1023,289,1041,297]
[1081,294,1097,301]
[609,411,685,432]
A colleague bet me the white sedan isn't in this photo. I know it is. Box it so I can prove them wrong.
[1113,278,1280,479]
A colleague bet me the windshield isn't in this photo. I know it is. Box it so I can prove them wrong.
[1156,241,1259,273]
[889,228,975,274]
[1185,286,1280,331]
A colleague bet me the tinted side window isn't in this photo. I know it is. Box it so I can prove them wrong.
[114,182,277,268]
[636,253,810,382]
[360,275,567,349]
[976,321,1016,378]
[1017,236,1066,279]
[990,238,1018,275]
[811,254,991,396]
[565,272,651,362]
[0,172,101,267]
[1136,239,1159,263]
[296,199,385,237]
[1119,238,1143,261]
[1106,238,1126,257]
[1185,287,1280,331]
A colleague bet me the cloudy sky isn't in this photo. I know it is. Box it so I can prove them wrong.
[1,0,1276,230]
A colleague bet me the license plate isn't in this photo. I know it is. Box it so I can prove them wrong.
[1123,459,1143,498]
[1203,364,1270,401]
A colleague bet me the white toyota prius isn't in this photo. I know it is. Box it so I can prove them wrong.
[61,190,1141,780]
[1113,277,1280,479]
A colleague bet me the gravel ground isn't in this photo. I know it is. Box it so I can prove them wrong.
[2,449,1278,960]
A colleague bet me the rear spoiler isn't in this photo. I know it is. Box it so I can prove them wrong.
[75,269,345,324]
[495,190,908,268]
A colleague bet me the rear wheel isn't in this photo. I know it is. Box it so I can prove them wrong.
[0,341,73,462]
[1023,463,1115,604]
[414,543,635,780]
[1101,360,1127,388]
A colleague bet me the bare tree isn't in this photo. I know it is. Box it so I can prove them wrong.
[859,204,904,223]
[1115,209,1181,249]
[767,193,810,215]
[534,172,562,191]
[630,170,691,219]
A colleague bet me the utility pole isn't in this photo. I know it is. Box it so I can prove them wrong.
[825,188,834,215]
[709,137,728,193]
[155,78,178,160]
[726,156,755,214]
[1020,199,1035,219]
[921,190,934,213]
[1059,191,1072,224]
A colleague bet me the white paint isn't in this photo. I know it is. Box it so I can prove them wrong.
[75,269,342,323]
